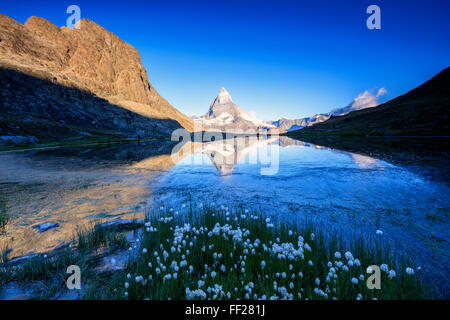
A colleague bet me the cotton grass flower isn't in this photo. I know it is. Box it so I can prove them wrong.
[406,267,415,275]
[114,204,429,301]
[388,270,396,279]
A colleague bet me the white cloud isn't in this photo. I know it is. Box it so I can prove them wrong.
[351,88,387,110]
[376,87,387,97]
[329,88,387,116]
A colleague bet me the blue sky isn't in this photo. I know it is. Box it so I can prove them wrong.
[1,0,449,120]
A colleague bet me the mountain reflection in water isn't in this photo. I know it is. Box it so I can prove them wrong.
[0,136,448,294]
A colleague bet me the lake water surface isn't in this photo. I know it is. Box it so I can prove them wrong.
[0,136,448,295]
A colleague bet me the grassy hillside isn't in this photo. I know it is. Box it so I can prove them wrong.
[288,67,450,137]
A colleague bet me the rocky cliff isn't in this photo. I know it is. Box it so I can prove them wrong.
[0,14,193,140]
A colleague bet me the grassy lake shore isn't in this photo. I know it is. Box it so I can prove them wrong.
[0,205,435,300]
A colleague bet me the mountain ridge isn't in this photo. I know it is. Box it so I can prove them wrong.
[269,88,387,131]
[288,67,450,136]
[0,14,194,142]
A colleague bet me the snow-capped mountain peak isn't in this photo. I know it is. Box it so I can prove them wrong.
[198,88,275,131]
[214,87,233,105]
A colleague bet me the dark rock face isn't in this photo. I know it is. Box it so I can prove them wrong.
[0,67,181,137]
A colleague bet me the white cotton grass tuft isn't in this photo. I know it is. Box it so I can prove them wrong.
[406,267,415,275]
[388,270,396,279]
[344,252,353,260]
[116,204,428,301]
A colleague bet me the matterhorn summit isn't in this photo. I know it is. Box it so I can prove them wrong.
[214,87,234,105]
[196,87,276,132]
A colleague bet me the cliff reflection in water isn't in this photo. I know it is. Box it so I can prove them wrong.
[1,135,445,263]
[0,136,291,257]
[0,140,180,258]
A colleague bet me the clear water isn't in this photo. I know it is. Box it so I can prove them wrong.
[0,136,448,295]
[151,136,450,293]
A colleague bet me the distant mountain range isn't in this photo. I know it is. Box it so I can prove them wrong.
[0,14,193,144]
[268,88,387,131]
[192,87,277,132]
[1,14,447,143]
[268,114,330,132]
[288,67,450,136]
